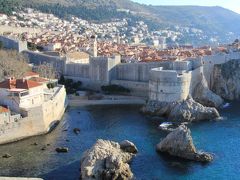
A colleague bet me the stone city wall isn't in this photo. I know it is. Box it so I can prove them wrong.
[116,61,171,82]
[89,56,121,83]
[64,63,90,79]
[111,80,149,97]
[0,35,27,52]
[24,50,65,73]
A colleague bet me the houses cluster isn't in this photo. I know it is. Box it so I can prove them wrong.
[24,32,226,62]
[96,41,227,62]
[1,8,240,63]
[0,8,177,48]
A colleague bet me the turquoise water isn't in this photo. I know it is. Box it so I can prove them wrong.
[0,104,239,180]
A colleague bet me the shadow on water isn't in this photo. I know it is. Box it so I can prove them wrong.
[41,161,80,180]
[157,151,211,175]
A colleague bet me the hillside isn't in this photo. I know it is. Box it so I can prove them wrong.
[1,0,240,44]
[17,0,240,33]
[148,6,240,34]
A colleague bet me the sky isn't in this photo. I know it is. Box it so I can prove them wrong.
[132,0,240,14]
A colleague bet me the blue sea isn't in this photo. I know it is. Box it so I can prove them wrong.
[0,103,239,180]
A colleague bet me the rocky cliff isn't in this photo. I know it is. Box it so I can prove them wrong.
[212,59,240,100]
[142,98,219,122]
[80,139,138,180]
[192,74,223,108]
[156,125,213,162]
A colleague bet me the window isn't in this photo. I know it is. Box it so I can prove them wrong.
[20,91,29,97]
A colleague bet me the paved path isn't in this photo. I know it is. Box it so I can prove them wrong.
[68,95,146,107]
[0,26,42,34]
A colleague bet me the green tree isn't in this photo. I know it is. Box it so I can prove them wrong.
[0,0,21,15]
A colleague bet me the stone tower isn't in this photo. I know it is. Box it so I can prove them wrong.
[92,37,98,57]
[93,38,98,57]
[88,35,98,57]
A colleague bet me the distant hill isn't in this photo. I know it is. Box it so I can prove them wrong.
[148,6,240,34]
[2,0,240,44]
[18,0,240,33]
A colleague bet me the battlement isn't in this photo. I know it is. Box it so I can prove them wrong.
[150,67,190,82]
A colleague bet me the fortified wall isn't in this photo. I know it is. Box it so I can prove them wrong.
[2,36,240,99]
[65,60,173,96]
[65,55,121,90]
[23,50,65,74]
[0,35,28,52]
[149,51,240,102]
[0,85,67,144]
[64,52,240,98]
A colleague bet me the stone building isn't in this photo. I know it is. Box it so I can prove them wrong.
[0,73,67,144]
[0,106,21,125]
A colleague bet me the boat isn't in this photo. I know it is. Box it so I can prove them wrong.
[159,122,173,128]
[222,103,230,109]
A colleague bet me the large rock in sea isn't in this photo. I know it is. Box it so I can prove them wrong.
[212,59,240,100]
[80,139,138,180]
[142,98,219,122]
[156,125,213,162]
[168,98,220,122]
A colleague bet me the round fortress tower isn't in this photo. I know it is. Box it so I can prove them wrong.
[149,62,192,102]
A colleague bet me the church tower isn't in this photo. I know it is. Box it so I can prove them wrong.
[93,37,97,57]
[89,35,97,57]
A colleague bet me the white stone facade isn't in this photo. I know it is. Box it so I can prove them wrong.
[0,78,67,144]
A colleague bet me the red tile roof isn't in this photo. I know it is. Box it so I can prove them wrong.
[0,106,9,113]
[30,77,49,83]
[24,72,39,77]
[0,78,42,90]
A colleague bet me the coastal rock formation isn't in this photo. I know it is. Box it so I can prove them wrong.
[212,59,240,100]
[157,125,213,162]
[2,153,12,158]
[73,128,81,134]
[120,140,138,154]
[56,147,69,153]
[80,139,137,180]
[142,98,219,122]
[169,98,220,122]
[192,75,223,108]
